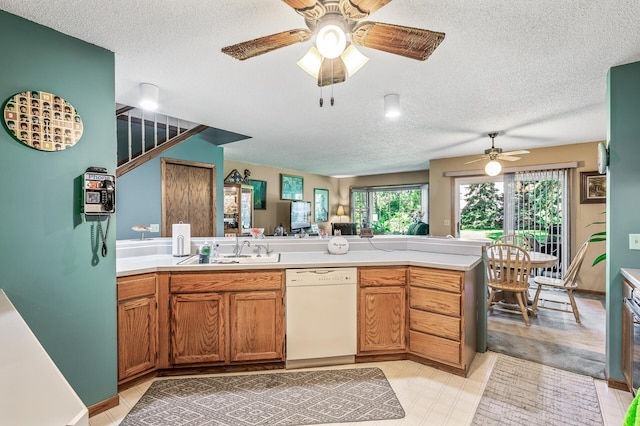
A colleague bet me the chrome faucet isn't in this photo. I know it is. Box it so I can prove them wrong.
[234,235,251,257]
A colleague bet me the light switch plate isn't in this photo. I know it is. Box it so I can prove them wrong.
[630,234,640,250]
[444,219,451,226]
[149,224,159,232]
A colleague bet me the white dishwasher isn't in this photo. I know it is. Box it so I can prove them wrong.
[285,267,357,369]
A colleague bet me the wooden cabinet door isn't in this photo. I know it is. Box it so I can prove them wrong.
[170,293,225,365]
[229,291,284,362]
[359,286,406,353]
[117,296,157,380]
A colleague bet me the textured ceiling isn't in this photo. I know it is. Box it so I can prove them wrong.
[2,1,639,176]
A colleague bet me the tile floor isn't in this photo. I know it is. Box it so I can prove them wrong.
[92,287,632,425]
[90,352,633,426]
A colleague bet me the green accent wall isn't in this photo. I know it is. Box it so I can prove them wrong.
[606,61,640,381]
[0,11,116,406]
[116,136,224,240]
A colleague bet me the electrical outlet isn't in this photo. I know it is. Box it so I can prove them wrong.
[149,224,159,232]
[444,219,451,226]
[630,234,640,250]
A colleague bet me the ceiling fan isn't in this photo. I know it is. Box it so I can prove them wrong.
[221,0,445,87]
[465,132,530,176]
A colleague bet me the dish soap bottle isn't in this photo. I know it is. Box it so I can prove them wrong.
[212,241,219,260]
[199,241,211,264]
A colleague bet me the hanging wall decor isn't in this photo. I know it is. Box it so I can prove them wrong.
[3,90,84,152]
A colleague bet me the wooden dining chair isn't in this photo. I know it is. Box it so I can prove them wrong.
[495,234,532,251]
[486,243,533,326]
[531,240,589,323]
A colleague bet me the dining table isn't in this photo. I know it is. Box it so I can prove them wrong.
[489,250,558,310]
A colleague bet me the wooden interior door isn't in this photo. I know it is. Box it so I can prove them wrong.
[162,158,216,237]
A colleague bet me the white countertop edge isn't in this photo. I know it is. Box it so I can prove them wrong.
[622,268,640,287]
[117,252,483,278]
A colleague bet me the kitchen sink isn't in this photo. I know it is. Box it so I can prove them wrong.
[178,253,280,265]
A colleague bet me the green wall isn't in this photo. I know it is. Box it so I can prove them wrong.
[0,11,116,406]
[606,61,640,381]
[116,136,224,240]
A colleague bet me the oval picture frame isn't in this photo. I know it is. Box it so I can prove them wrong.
[2,90,84,151]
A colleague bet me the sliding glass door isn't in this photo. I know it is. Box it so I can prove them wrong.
[455,168,569,277]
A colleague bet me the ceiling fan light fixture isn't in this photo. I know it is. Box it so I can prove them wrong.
[297,46,323,79]
[384,93,400,118]
[316,20,347,59]
[341,44,369,77]
[485,160,502,176]
[139,82,159,111]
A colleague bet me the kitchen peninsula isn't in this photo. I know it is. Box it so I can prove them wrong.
[116,236,487,389]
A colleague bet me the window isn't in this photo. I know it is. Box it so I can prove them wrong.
[351,184,428,234]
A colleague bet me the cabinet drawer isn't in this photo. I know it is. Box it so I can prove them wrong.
[410,286,460,317]
[410,308,460,341]
[171,270,283,293]
[409,267,463,293]
[359,267,406,286]
[409,330,460,366]
[117,274,156,302]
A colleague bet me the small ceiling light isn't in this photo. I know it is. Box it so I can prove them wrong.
[485,160,502,176]
[341,44,369,77]
[316,20,347,59]
[297,46,323,79]
[139,83,159,111]
[384,94,400,118]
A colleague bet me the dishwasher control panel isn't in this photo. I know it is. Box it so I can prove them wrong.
[285,268,358,286]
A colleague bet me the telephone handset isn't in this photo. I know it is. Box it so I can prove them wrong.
[83,168,115,215]
[82,167,115,257]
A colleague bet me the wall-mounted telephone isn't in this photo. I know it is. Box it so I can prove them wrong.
[82,167,115,215]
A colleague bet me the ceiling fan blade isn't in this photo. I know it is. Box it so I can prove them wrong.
[318,57,347,87]
[498,155,522,162]
[501,149,530,156]
[464,158,485,164]
[221,29,311,60]
[282,0,326,21]
[339,0,392,19]
[352,21,445,61]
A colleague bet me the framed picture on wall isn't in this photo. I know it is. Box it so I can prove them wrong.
[580,171,606,204]
[314,188,329,222]
[280,174,303,200]
[249,179,267,210]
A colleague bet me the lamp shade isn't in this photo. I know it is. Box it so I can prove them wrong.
[384,94,400,117]
[139,83,159,111]
[336,205,345,216]
[485,160,502,176]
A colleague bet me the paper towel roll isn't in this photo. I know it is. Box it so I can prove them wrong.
[172,223,191,257]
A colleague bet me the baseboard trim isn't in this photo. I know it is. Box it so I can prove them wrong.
[88,394,119,417]
[608,377,630,392]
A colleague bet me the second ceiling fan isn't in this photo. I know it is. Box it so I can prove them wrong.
[465,133,530,176]
[221,0,445,87]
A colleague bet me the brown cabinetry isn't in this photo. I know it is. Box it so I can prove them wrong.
[358,267,407,354]
[169,270,284,366]
[117,274,157,382]
[623,278,636,393]
[408,266,476,374]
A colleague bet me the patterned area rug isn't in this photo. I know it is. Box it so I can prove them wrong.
[472,354,603,426]
[120,367,405,426]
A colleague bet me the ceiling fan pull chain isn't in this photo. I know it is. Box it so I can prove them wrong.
[330,60,335,106]
[319,63,324,107]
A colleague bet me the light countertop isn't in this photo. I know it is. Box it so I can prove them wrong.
[622,268,640,287]
[116,236,487,277]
